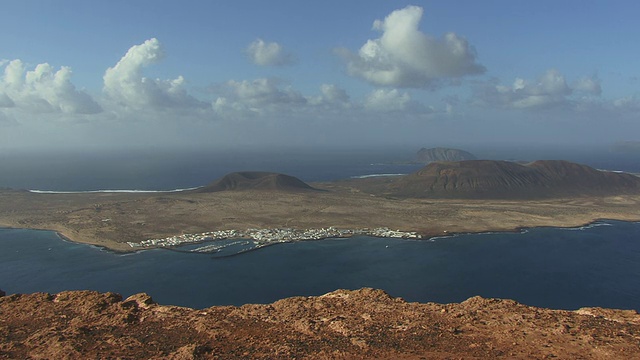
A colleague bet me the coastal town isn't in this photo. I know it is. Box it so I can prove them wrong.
[127,227,422,250]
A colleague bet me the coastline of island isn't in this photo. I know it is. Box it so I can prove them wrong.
[3,214,639,255]
[2,160,640,253]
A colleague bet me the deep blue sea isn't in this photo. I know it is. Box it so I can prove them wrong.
[0,147,639,310]
[1,222,639,310]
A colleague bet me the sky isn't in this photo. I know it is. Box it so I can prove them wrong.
[1,0,639,152]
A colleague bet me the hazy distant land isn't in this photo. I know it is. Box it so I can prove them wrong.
[1,160,639,252]
[415,147,477,163]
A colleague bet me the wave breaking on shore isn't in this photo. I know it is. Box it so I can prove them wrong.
[29,187,201,194]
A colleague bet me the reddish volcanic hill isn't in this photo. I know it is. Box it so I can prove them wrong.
[384,160,640,199]
[195,171,317,193]
[1,288,639,359]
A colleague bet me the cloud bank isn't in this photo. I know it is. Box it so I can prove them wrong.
[364,89,410,111]
[337,5,485,88]
[573,76,602,96]
[212,78,307,117]
[312,84,351,107]
[246,39,294,67]
[475,69,584,110]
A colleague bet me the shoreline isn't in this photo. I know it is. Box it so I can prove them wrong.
[3,188,640,254]
[28,186,201,194]
[0,225,133,254]
[3,216,638,254]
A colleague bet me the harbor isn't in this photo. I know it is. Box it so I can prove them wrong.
[127,227,422,251]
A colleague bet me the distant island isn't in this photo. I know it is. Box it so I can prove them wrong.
[415,147,477,163]
[1,160,639,252]
[611,140,640,154]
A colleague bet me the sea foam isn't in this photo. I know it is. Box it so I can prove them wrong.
[29,187,201,194]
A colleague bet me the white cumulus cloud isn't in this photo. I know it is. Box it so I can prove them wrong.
[319,84,350,103]
[364,88,411,111]
[0,59,101,114]
[613,96,640,112]
[308,84,351,108]
[103,38,204,109]
[573,76,602,95]
[337,5,485,88]
[212,78,307,117]
[246,39,294,67]
[476,69,574,109]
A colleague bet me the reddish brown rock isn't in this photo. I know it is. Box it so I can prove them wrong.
[1,288,639,359]
[387,160,640,199]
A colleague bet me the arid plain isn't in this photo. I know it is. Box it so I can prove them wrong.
[1,174,639,252]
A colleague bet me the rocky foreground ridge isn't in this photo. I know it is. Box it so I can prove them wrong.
[1,288,639,359]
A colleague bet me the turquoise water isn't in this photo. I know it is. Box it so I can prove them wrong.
[1,221,639,310]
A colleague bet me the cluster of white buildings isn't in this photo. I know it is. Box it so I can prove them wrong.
[128,226,421,248]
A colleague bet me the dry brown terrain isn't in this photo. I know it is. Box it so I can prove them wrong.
[352,160,640,199]
[1,182,640,252]
[1,288,639,359]
[2,164,640,358]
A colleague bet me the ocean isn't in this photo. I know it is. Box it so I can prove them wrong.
[1,145,638,191]
[1,222,639,310]
[0,146,639,310]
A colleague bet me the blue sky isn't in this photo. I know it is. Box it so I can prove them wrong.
[1,1,639,151]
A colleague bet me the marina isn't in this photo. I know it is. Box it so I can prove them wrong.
[129,227,422,249]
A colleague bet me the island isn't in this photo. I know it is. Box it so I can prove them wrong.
[1,160,639,252]
[415,146,477,163]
